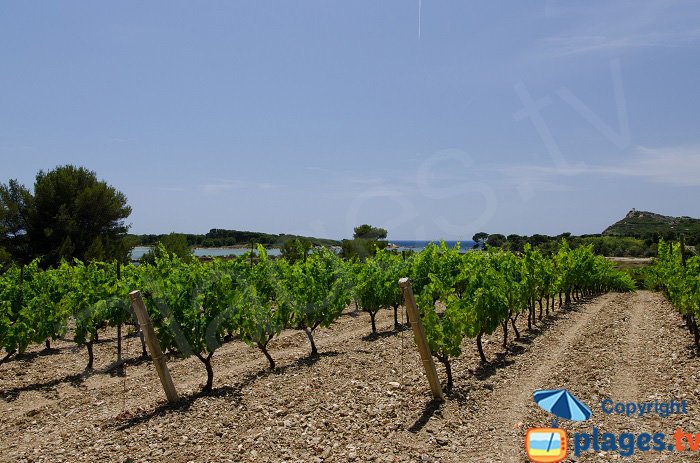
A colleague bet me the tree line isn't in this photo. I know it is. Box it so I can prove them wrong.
[472,232,661,258]
[132,229,340,249]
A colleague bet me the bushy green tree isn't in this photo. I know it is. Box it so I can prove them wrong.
[31,166,132,266]
[341,224,389,259]
[487,233,507,248]
[353,224,388,240]
[1,166,131,266]
[0,180,33,264]
[472,232,488,249]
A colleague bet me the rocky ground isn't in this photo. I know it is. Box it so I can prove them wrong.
[1,291,698,462]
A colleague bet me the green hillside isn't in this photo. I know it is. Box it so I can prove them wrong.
[130,229,340,248]
[603,209,700,245]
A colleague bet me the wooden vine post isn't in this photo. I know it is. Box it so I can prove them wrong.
[398,278,444,401]
[129,290,179,403]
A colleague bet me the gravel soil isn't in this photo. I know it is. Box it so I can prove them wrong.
[1,291,699,462]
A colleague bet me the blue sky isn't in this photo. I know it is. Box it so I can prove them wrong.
[2,1,699,240]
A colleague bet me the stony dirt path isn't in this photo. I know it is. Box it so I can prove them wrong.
[1,291,698,462]
[458,294,609,462]
[468,291,700,463]
[536,291,700,463]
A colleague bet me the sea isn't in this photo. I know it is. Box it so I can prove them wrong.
[129,246,280,260]
[391,240,474,251]
[129,240,475,261]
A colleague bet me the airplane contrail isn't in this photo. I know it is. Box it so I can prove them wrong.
[418,0,422,39]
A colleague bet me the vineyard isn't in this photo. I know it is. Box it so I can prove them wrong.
[2,241,700,462]
[1,242,634,393]
[647,240,700,349]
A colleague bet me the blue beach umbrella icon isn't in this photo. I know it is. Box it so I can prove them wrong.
[532,389,592,454]
[534,389,592,427]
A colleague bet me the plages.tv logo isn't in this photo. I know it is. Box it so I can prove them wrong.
[525,389,592,463]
